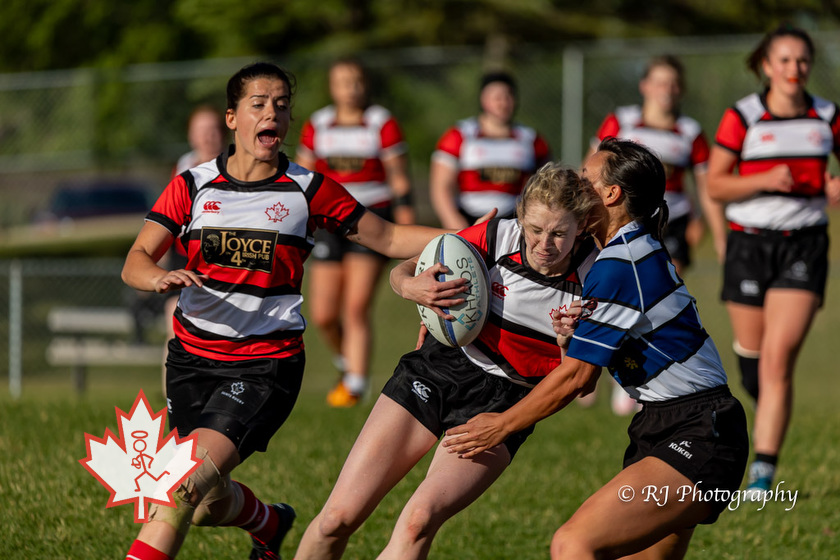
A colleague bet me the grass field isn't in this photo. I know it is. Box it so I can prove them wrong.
[2,234,840,559]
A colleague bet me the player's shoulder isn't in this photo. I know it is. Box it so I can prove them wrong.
[310,105,337,126]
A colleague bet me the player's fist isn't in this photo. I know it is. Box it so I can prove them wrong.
[131,457,142,469]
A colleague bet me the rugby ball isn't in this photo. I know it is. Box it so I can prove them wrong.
[415,234,490,347]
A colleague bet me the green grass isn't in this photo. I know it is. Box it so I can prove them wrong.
[2,233,840,559]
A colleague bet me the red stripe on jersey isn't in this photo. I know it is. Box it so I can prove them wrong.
[740,158,827,196]
[477,321,562,380]
[173,320,303,360]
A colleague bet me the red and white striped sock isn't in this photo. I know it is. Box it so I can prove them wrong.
[223,481,279,543]
[125,540,171,560]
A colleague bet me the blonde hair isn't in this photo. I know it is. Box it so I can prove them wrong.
[516,162,599,232]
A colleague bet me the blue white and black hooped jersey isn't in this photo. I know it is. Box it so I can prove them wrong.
[565,221,726,402]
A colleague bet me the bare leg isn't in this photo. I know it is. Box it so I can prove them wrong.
[753,289,819,455]
[134,428,240,555]
[550,457,711,560]
[295,396,439,560]
[340,253,387,385]
[309,261,345,359]
[378,437,511,560]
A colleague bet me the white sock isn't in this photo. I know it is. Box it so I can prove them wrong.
[342,373,368,396]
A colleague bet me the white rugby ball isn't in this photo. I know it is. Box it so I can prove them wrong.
[415,233,490,347]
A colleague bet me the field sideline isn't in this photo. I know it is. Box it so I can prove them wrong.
[2,224,840,558]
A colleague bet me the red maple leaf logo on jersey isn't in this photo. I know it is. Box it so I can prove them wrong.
[265,202,290,223]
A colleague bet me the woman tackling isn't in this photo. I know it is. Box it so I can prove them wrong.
[445,138,749,560]
[295,162,599,560]
[707,24,840,499]
[121,62,461,560]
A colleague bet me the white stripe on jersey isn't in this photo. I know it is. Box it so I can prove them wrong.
[628,337,726,401]
[459,191,518,217]
[180,288,306,338]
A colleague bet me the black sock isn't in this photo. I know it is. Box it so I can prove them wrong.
[737,355,759,401]
[754,453,778,466]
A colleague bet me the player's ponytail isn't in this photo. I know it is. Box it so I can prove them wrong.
[595,137,668,242]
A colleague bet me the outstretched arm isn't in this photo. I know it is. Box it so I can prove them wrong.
[443,357,601,458]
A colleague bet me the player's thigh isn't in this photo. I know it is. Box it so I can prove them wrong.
[404,438,509,519]
[308,260,344,320]
[725,302,764,351]
[761,288,820,362]
[555,457,711,558]
[325,395,439,518]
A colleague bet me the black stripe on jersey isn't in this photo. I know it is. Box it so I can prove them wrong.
[744,154,829,163]
[175,308,304,341]
[498,256,587,293]
[217,149,292,188]
[146,211,182,236]
[322,204,367,238]
[483,218,500,270]
[201,278,301,298]
[200,182,307,194]
[470,338,529,383]
[303,172,325,204]
[183,229,313,251]
[487,311,557,346]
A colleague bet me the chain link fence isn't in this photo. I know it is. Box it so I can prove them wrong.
[3,33,840,396]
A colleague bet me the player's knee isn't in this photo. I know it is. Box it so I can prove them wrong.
[149,446,222,534]
[193,475,241,526]
[310,308,340,331]
[398,504,440,544]
[317,504,365,539]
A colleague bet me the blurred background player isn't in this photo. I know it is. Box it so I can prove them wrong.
[159,105,227,396]
[295,163,599,560]
[583,54,726,415]
[708,24,840,499]
[296,57,415,407]
[429,71,551,230]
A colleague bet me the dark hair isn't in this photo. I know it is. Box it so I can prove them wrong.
[747,23,815,79]
[643,55,685,90]
[596,137,669,241]
[480,71,517,97]
[226,62,296,111]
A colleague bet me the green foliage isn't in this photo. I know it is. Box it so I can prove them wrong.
[1,1,838,73]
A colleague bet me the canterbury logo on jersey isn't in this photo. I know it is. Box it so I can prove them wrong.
[200,227,278,272]
[491,282,508,298]
[203,201,221,213]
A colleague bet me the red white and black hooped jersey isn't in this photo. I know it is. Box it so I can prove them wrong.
[715,91,840,230]
[297,104,406,208]
[433,118,551,218]
[146,147,366,361]
[457,219,598,387]
[595,105,710,221]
